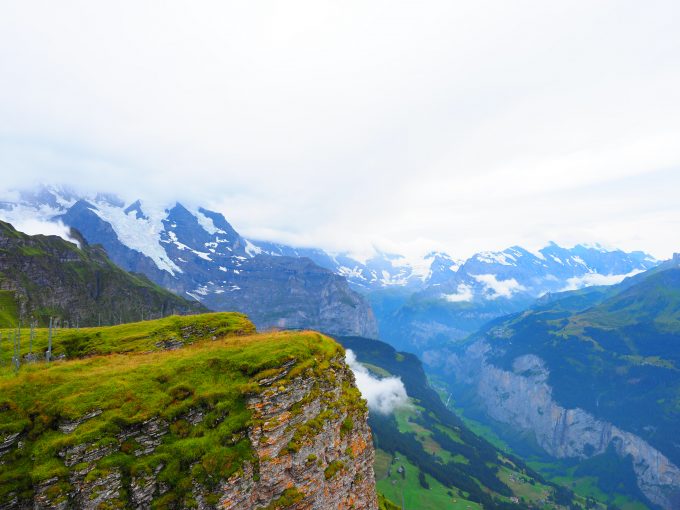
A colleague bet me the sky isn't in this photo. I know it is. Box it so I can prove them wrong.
[1,1,679,260]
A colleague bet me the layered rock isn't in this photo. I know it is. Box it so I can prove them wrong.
[449,340,680,509]
[1,353,377,510]
[216,357,377,510]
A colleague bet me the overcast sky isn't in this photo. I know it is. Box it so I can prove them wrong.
[1,1,679,260]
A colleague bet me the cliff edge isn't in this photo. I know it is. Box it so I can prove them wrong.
[0,312,377,509]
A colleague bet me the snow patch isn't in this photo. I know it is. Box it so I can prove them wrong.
[338,266,366,280]
[476,251,514,266]
[245,239,262,257]
[87,200,182,275]
[194,209,225,235]
[571,255,589,268]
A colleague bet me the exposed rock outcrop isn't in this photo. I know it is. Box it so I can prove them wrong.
[449,340,680,510]
[215,357,377,509]
[2,354,377,510]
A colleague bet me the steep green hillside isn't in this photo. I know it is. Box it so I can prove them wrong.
[340,336,595,510]
[0,220,206,327]
[479,266,680,469]
[0,312,254,365]
[0,313,362,508]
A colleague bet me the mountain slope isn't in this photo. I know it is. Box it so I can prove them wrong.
[339,336,596,510]
[0,220,206,327]
[373,244,657,355]
[442,263,680,509]
[1,186,657,347]
[0,313,377,509]
[0,188,378,337]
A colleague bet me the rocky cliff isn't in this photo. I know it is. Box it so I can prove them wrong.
[448,339,680,510]
[0,313,377,509]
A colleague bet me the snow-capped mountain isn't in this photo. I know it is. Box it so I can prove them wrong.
[250,242,442,290]
[371,244,657,355]
[1,186,659,354]
[0,187,378,338]
[250,239,654,301]
[417,243,656,302]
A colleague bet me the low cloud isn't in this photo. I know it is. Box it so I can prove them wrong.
[345,349,408,415]
[559,269,644,292]
[442,283,474,302]
[472,274,526,299]
[8,218,81,248]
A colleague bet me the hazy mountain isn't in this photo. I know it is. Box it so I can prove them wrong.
[439,261,680,509]
[370,244,657,354]
[339,335,594,510]
[1,186,657,349]
[0,187,377,337]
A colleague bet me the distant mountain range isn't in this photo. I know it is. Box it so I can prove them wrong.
[370,244,657,355]
[0,186,658,348]
[440,259,680,510]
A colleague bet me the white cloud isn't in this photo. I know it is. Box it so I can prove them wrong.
[8,218,81,248]
[559,269,645,292]
[345,349,408,415]
[472,274,526,299]
[442,283,474,302]
[0,2,679,259]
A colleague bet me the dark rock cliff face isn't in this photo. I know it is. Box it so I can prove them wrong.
[0,220,205,326]
[198,256,378,338]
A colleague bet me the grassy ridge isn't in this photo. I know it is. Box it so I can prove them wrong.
[0,312,254,366]
[0,312,344,508]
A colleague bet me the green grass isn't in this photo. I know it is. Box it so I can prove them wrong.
[362,362,392,378]
[393,405,463,465]
[375,449,481,510]
[0,290,18,328]
[534,463,650,510]
[377,492,401,510]
[0,312,346,507]
[0,312,254,367]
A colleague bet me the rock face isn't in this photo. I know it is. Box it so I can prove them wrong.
[2,354,377,510]
[216,357,377,510]
[449,340,680,510]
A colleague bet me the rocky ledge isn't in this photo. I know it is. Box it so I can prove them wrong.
[0,328,378,510]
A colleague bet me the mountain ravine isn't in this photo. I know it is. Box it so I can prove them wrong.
[447,339,680,510]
